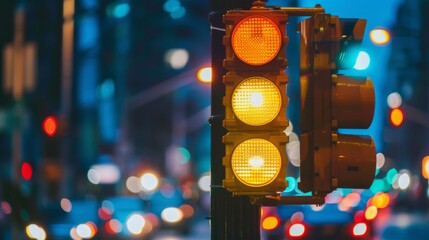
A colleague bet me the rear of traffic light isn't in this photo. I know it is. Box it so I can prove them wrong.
[222,4,289,195]
[41,115,63,199]
[299,14,376,195]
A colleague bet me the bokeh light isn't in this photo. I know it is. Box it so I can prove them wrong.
[386,168,399,185]
[390,108,404,127]
[197,67,212,83]
[76,223,92,239]
[422,156,429,179]
[288,223,306,238]
[87,169,101,184]
[112,3,129,18]
[198,173,211,192]
[372,192,390,209]
[352,222,368,237]
[42,116,58,137]
[165,48,189,69]
[397,171,411,190]
[140,173,159,192]
[370,179,386,194]
[60,198,72,212]
[88,164,121,184]
[370,28,391,45]
[1,201,12,215]
[26,224,47,240]
[163,0,186,19]
[261,216,280,231]
[126,213,145,235]
[286,140,300,167]
[126,176,141,193]
[161,207,183,224]
[365,205,378,220]
[105,219,122,235]
[376,153,386,169]
[387,92,402,109]
[21,162,33,181]
[290,212,304,223]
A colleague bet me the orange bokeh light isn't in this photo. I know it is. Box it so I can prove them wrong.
[422,156,429,179]
[262,216,280,231]
[390,108,404,127]
[42,116,58,136]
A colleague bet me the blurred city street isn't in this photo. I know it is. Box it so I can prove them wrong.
[1,0,429,239]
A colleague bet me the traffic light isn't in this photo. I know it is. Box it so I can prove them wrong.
[222,2,289,195]
[41,115,63,199]
[299,14,376,195]
[42,116,61,160]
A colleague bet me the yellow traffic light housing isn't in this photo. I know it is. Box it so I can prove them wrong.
[222,5,289,196]
[299,14,376,195]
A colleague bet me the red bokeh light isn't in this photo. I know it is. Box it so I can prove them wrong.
[21,162,33,181]
[42,116,58,136]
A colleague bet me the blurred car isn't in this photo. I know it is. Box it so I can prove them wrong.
[262,203,374,240]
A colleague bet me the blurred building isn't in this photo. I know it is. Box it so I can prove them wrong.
[383,0,429,211]
[1,0,210,238]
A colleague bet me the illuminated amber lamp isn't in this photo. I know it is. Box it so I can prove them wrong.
[231,16,282,66]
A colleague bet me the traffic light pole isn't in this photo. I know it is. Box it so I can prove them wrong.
[210,1,260,240]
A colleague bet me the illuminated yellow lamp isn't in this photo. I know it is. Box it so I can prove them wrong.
[231,16,282,65]
[364,205,378,221]
[197,67,212,83]
[231,138,281,187]
[262,216,280,231]
[232,77,281,126]
[422,156,429,179]
[370,28,391,45]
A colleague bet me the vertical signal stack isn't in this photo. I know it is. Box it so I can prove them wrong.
[222,1,289,196]
[299,13,376,196]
